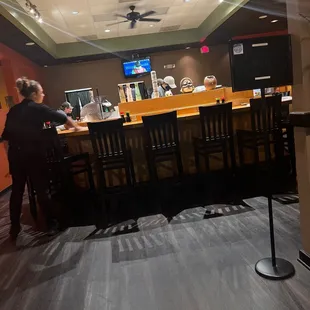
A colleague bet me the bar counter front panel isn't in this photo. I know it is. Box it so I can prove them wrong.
[58,87,292,186]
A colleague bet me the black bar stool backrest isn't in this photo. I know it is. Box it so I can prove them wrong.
[88,119,126,157]
[250,96,282,133]
[199,102,233,140]
[281,102,290,121]
[42,127,65,163]
[142,111,179,149]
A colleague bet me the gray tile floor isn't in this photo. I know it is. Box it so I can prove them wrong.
[0,192,309,310]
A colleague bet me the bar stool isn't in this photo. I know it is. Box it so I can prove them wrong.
[142,111,183,182]
[193,102,236,173]
[280,101,296,176]
[88,119,136,225]
[28,127,96,220]
[237,95,284,167]
[87,119,136,189]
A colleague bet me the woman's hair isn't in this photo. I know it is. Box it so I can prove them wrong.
[16,77,40,98]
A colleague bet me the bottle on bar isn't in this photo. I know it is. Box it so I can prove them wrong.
[135,83,142,101]
[119,86,126,103]
[126,112,131,122]
[120,112,126,123]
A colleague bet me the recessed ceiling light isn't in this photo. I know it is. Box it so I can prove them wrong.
[26,42,35,46]
[72,11,79,15]
[184,0,191,2]
[38,17,43,23]
[271,19,278,23]
[219,0,224,2]
[185,46,191,49]
[259,15,267,19]
[105,29,111,32]
[149,24,154,27]
[44,65,48,67]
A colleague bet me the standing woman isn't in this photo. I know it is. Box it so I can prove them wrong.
[1,77,80,239]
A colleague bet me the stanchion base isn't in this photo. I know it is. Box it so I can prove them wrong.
[255,258,295,280]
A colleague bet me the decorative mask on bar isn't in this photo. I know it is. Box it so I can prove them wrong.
[180,77,195,93]
[204,75,217,91]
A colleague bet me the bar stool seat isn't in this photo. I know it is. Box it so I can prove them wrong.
[150,142,178,158]
[237,96,284,167]
[87,119,136,189]
[193,102,236,172]
[27,127,96,220]
[142,111,183,181]
[280,100,296,176]
[87,119,136,226]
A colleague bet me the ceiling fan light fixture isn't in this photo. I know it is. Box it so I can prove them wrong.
[109,5,161,29]
[26,1,42,22]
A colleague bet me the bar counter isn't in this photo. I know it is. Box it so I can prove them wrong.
[58,87,292,185]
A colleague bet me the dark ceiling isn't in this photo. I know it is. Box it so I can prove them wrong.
[0,0,288,67]
[205,0,288,46]
[0,14,56,66]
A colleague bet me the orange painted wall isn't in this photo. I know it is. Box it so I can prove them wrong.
[0,43,44,103]
[0,43,43,192]
[0,67,11,192]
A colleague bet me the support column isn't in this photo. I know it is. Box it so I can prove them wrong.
[287,0,310,267]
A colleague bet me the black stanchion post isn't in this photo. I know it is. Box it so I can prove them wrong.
[255,88,295,280]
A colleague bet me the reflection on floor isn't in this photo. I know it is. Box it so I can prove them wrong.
[0,187,309,310]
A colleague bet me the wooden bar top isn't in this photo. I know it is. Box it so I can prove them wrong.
[58,102,251,137]
[58,86,292,138]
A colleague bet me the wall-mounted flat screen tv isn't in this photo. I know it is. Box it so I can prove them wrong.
[122,57,152,78]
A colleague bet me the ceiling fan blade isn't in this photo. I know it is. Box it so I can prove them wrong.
[106,20,129,26]
[139,10,155,18]
[115,14,128,19]
[129,20,136,29]
[139,18,161,22]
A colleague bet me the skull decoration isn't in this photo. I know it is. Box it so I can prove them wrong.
[180,77,195,93]
[204,75,217,91]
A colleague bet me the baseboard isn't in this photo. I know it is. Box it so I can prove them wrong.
[298,250,310,271]
[0,185,11,197]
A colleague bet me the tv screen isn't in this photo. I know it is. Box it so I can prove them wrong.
[122,57,152,78]
[229,34,293,92]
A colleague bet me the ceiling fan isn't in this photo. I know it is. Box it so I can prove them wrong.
[107,5,161,29]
